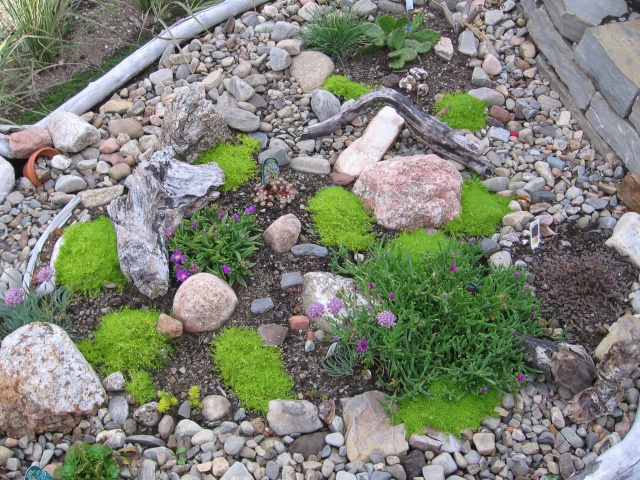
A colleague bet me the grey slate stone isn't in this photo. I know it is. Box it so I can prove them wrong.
[574,20,640,118]
[482,176,510,192]
[290,156,331,175]
[541,0,628,43]
[290,244,329,257]
[311,89,341,122]
[270,47,292,71]
[457,30,478,57]
[530,190,557,203]
[471,67,492,87]
[251,297,275,314]
[630,96,640,132]
[468,87,505,106]
[270,21,300,42]
[224,108,260,132]
[586,92,640,173]
[527,9,595,110]
[281,271,304,288]
[228,76,255,102]
[259,147,290,167]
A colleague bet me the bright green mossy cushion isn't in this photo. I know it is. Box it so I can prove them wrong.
[54,216,128,295]
[211,326,294,414]
[442,179,511,238]
[307,186,375,251]
[193,134,261,192]
[434,92,487,131]
[322,75,373,100]
[395,381,501,436]
[390,229,452,263]
[78,307,173,376]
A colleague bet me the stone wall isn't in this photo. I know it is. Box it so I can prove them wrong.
[522,0,640,172]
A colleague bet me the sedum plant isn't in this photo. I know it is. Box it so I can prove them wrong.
[189,385,203,411]
[168,206,262,287]
[356,12,440,69]
[158,390,179,413]
[251,177,298,208]
[320,237,546,400]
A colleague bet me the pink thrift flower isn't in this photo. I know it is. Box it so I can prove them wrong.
[449,264,458,272]
[355,339,368,353]
[4,288,25,306]
[377,311,397,328]
[306,302,325,319]
[37,267,54,283]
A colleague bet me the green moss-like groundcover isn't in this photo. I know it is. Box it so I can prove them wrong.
[54,216,128,295]
[322,75,373,100]
[434,92,487,131]
[307,186,375,251]
[211,326,294,414]
[78,307,173,376]
[390,229,451,263]
[395,381,500,436]
[443,179,511,238]
[194,134,262,192]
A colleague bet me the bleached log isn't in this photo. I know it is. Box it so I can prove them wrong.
[300,88,490,175]
[33,0,269,129]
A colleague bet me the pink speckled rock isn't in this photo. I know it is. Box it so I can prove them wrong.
[352,154,463,230]
[156,313,183,339]
[173,273,237,333]
[263,213,301,254]
[9,127,52,159]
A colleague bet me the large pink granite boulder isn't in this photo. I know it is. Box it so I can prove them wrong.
[9,126,52,159]
[352,154,463,230]
[173,273,238,333]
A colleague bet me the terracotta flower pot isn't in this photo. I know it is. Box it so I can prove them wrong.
[24,147,59,187]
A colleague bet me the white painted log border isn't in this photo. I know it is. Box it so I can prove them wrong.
[34,0,270,129]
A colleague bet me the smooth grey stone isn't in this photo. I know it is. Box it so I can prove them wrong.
[482,176,510,192]
[290,156,331,175]
[487,126,510,142]
[598,216,618,230]
[281,271,304,289]
[471,67,492,87]
[311,90,341,123]
[251,297,275,314]
[124,435,166,448]
[290,244,329,257]
[546,156,566,170]
[270,21,300,42]
[585,197,610,210]
[224,108,260,132]
[55,175,87,193]
[269,47,292,71]
[178,401,191,419]
[479,237,500,257]
[108,396,129,427]
[530,190,557,203]
[468,87,505,106]
[228,77,255,102]
[258,147,290,167]
[458,29,478,57]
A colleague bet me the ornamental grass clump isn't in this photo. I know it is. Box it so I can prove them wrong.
[168,206,261,287]
[322,237,546,400]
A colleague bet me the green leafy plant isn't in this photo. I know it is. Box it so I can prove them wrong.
[251,176,298,208]
[0,268,72,340]
[125,370,157,405]
[54,216,128,295]
[168,206,262,287]
[157,390,179,413]
[194,134,261,192]
[295,7,368,61]
[395,381,500,436]
[320,237,546,400]
[78,307,173,376]
[434,92,487,131]
[322,75,373,101]
[55,442,119,480]
[389,229,451,264]
[188,385,203,411]
[356,12,440,69]
[211,326,294,413]
[442,178,511,238]
[307,187,375,251]
[175,447,187,465]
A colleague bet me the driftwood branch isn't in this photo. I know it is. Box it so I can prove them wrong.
[31,0,270,129]
[439,0,482,34]
[300,88,489,175]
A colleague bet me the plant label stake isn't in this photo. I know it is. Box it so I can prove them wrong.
[25,466,55,480]
[406,0,414,10]
[262,157,280,186]
[530,219,540,250]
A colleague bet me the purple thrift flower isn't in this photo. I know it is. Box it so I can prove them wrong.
[176,269,190,282]
[233,214,240,222]
[4,287,25,306]
[367,305,373,311]
[517,373,526,382]
[164,228,175,238]
[514,271,521,277]
[353,285,359,292]
[531,311,536,318]
[170,249,186,264]
[327,298,344,314]
[189,263,200,274]
[377,310,397,328]
[368,282,374,290]
[306,302,325,319]
[191,221,198,228]
[449,264,458,272]
[37,267,54,283]
[442,292,449,297]
[333,335,339,341]
[389,292,396,300]
[355,339,368,353]
[469,237,476,243]
[481,386,488,393]
[221,265,231,275]
[244,205,256,214]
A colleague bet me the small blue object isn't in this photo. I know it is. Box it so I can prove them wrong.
[25,466,55,480]
[262,157,280,185]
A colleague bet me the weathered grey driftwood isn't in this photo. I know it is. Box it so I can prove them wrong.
[439,0,482,34]
[107,147,224,298]
[300,88,490,175]
[31,0,270,129]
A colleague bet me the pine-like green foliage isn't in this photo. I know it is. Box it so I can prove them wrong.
[390,229,451,264]
[211,327,294,413]
[307,187,375,251]
[188,385,203,410]
[442,179,511,238]
[54,216,128,295]
[395,381,500,436]
[157,391,179,413]
[55,443,119,480]
[125,370,157,405]
[434,92,487,131]
[322,75,373,100]
[194,134,261,192]
[78,308,173,376]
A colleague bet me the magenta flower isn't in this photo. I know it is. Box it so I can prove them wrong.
[164,228,175,238]
[170,249,186,264]
[37,267,54,283]
[4,287,25,306]
[327,298,344,314]
[442,292,449,297]
[368,282,374,290]
[377,311,397,328]
[176,269,190,282]
[333,335,339,341]
[531,311,536,318]
[244,205,256,215]
[233,214,240,222]
[218,210,226,219]
[306,302,325,319]
[355,339,368,353]
[517,373,526,382]
[221,265,231,275]
[353,285,359,292]
[481,386,488,393]
[449,264,458,272]
[514,271,521,277]
[389,292,396,300]
[469,237,476,243]
[191,221,198,228]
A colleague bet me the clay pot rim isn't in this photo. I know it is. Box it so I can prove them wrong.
[24,147,60,187]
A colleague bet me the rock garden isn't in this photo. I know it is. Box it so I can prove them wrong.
[1,0,640,479]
